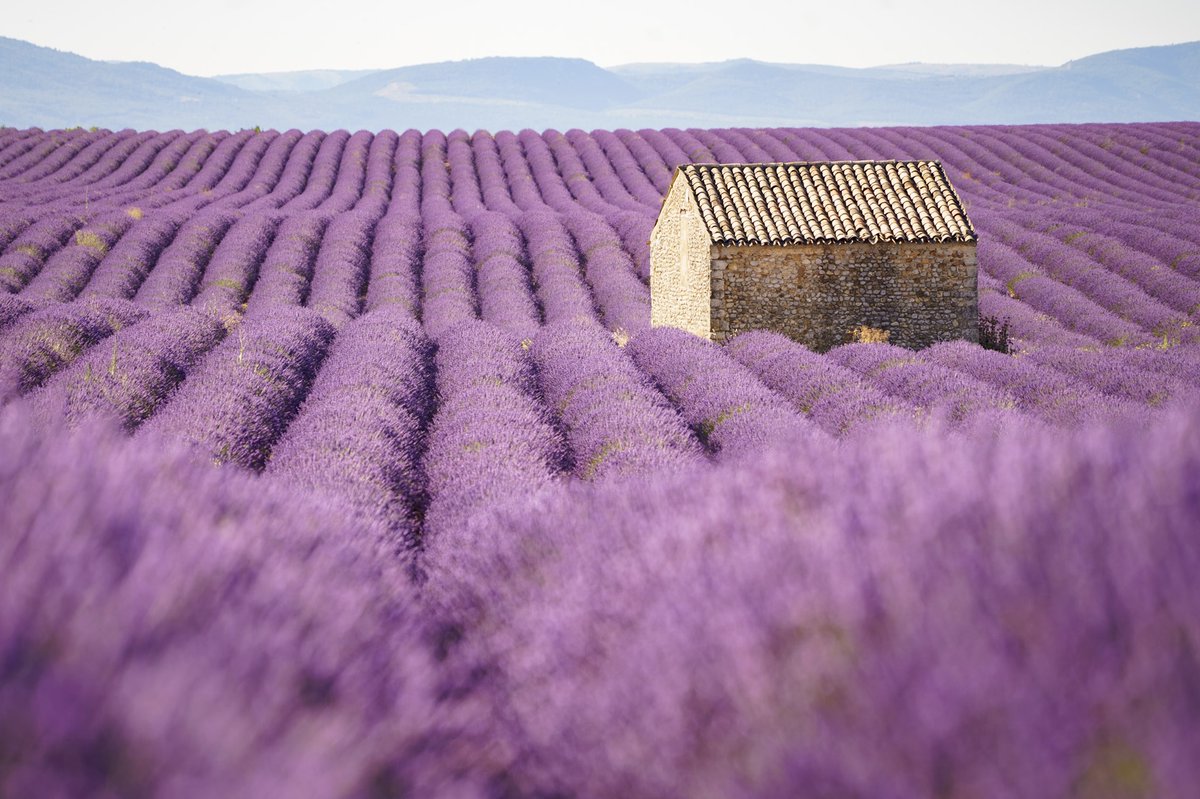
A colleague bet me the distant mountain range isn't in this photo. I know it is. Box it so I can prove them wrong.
[2,36,1197,131]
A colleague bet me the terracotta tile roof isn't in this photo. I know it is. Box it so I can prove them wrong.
[675,161,976,246]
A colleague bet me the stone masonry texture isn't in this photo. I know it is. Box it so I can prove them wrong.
[708,242,978,351]
[651,178,713,337]
[651,175,979,352]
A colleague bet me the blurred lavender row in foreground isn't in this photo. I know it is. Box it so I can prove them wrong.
[3,396,1191,797]
[426,404,1200,799]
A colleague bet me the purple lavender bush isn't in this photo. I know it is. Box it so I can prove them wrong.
[921,339,1148,427]
[628,326,826,459]
[364,211,422,318]
[21,211,134,303]
[139,306,334,469]
[0,293,43,334]
[419,206,479,340]
[190,213,279,318]
[132,210,236,309]
[3,120,1200,797]
[306,211,377,326]
[243,212,330,315]
[80,213,185,301]
[0,297,149,402]
[531,321,705,479]
[1026,345,1200,409]
[725,330,916,436]
[267,307,434,551]
[30,307,227,431]
[467,211,542,339]
[827,341,1025,428]
[515,210,598,325]
[0,404,492,798]
[421,320,568,543]
[561,210,650,334]
[0,212,85,293]
[426,407,1200,799]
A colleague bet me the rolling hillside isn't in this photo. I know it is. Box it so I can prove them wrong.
[3,35,1199,129]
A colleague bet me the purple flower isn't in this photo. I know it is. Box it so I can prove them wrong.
[306,210,377,326]
[364,211,422,317]
[531,320,705,479]
[191,213,279,318]
[628,325,826,459]
[139,306,335,469]
[80,213,187,300]
[0,212,85,293]
[243,212,330,315]
[30,306,227,431]
[826,341,1024,427]
[725,329,916,435]
[268,308,434,550]
[0,403,492,798]
[421,319,568,542]
[425,406,1200,799]
[134,210,237,309]
[0,296,149,402]
[466,211,541,339]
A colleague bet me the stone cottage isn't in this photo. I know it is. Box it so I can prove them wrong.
[649,160,978,351]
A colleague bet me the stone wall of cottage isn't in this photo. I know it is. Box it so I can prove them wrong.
[709,242,978,351]
[650,181,712,337]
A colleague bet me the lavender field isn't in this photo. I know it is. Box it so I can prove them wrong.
[1,122,1199,797]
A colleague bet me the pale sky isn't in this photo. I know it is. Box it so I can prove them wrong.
[5,0,1200,75]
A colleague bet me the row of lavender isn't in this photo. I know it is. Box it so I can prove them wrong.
[4,292,1197,566]
[4,375,1197,797]
[1,124,1198,547]
[2,122,1199,796]
[3,124,1199,350]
